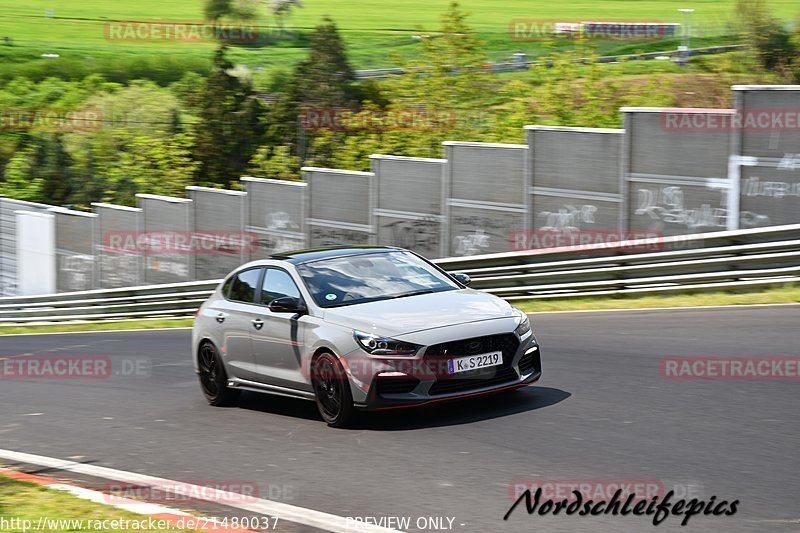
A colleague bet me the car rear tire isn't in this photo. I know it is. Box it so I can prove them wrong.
[312,352,356,428]
[197,341,240,407]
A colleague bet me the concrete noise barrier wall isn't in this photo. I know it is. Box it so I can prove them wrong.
[92,202,143,289]
[136,193,193,285]
[370,154,446,258]
[623,107,735,236]
[526,126,624,251]
[733,86,800,229]
[242,177,307,259]
[15,210,56,296]
[0,198,55,296]
[303,167,375,248]
[444,142,528,256]
[51,207,97,292]
[187,186,248,280]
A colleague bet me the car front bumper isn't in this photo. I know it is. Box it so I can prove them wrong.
[352,333,542,410]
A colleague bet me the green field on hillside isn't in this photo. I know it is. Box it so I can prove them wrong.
[0,0,797,80]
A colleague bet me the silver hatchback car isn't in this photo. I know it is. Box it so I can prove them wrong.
[192,246,541,427]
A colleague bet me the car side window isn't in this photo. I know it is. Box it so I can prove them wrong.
[260,268,301,305]
[228,268,262,303]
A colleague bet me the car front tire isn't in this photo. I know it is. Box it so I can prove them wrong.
[311,352,357,428]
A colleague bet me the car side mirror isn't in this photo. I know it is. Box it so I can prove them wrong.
[269,296,307,314]
[452,272,471,287]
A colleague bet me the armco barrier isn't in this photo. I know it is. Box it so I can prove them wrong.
[0,224,797,325]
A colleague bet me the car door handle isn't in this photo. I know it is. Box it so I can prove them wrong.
[215,313,227,323]
[252,318,264,330]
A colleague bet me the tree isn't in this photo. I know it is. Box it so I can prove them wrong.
[1,146,45,202]
[36,134,75,204]
[736,0,797,74]
[194,46,264,187]
[387,1,491,116]
[265,17,362,159]
[268,0,303,34]
[247,144,300,180]
[39,80,201,207]
[205,0,234,20]
[0,134,75,205]
[104,131,198,205]
[168,72,207,112]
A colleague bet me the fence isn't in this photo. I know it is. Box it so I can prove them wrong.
[1,84,799,296]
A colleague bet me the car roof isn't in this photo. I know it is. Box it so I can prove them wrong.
[270,246,406,264]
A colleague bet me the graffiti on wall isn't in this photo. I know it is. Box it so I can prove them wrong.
[255,211,305,254]
[537,204,598,231]
[777,153,800,171]
[311,226,370,247]
[742,176,800,198]
[59,254,94,291]
[451,214,513,256]
[97,252,139,287]
[635,185,772,231]
[453,229,490,256]
[635,186,729,232]
[381,216,440,251]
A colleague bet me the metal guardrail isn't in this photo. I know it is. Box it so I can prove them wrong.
[0,280,220,325]
[0,224,798,325]
[355,45,749,78]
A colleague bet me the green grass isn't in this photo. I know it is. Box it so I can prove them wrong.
[0,317,194,335]
[0,0,796,82]
[514,284,800,313]
[0,472,198,532]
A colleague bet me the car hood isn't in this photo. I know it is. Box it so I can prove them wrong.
[320,289,518,337]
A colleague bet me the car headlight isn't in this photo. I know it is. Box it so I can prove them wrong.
[514,311,532,338]
[354,331,420,356]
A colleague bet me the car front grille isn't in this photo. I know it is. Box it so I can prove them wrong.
[425,333,520,395]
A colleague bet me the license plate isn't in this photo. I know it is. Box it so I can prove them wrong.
[447,351,503,374]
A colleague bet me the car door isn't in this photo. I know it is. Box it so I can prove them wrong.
[251,267,311,391]
[207,267,264,382]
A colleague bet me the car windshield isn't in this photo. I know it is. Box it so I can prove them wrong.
[296,251,460,308]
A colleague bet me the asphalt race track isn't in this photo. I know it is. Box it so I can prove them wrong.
[1,306,799,533]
